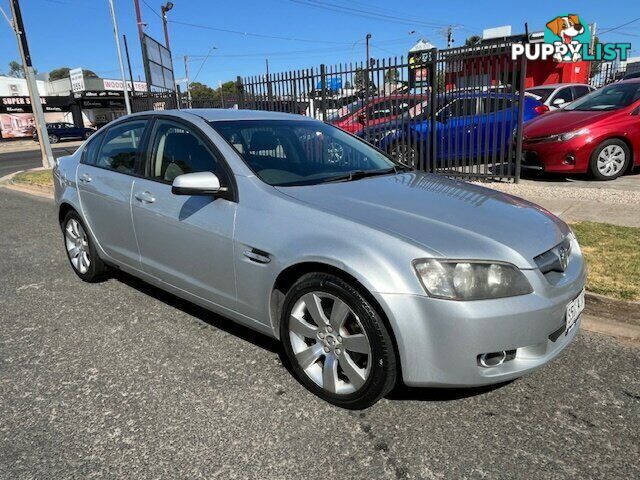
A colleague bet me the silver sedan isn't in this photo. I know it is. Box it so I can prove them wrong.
[53,109,587,409]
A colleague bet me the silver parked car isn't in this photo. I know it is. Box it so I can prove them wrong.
[54,109,587,409]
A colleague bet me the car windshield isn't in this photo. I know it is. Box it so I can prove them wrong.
[526,88,554,102]
[211,119,398,186]
[564,83,640,111]
[325,100,364,122]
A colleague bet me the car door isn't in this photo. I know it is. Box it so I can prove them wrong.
[437,97,479,161]
[549,87,574,109]
[572,85,593,102]
[130,117,238,309]
[76,118,149,268]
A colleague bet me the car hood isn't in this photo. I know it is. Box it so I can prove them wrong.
[276,173,569,269]
[523,109,611,138]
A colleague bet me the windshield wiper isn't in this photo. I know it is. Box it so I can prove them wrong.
[322,167,401,183]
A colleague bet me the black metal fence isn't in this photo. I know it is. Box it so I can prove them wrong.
[132,41,528,181]
[590,61,635,88]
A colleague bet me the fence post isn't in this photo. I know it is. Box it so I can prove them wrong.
[319,64,327,121]
[428,48,439,173]
[236,76,244,109]
[514,53,527,183]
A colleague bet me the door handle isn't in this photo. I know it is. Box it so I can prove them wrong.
[134,191,156,204]
[79,173,92,183]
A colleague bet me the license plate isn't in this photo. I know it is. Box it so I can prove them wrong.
[565,289,585,334]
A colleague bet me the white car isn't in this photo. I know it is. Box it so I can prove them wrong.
[526,83,595,111]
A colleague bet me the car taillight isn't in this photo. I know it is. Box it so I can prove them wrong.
[534,105,550,115]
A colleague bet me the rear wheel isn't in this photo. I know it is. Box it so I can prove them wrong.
[61,211,108,282]
[589,139,629,180]
[83,131,93,140]
[280,272,397,409]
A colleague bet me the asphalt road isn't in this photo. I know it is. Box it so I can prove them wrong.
[0,145,78,178]
[0,188,639,479]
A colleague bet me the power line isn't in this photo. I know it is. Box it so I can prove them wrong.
[598,16,640,35]
[168,19,355,45]
[287,0,456,30]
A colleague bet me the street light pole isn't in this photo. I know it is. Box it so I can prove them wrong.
[107,0,131,114]
[160,2,174,49]
[8,0,53,169]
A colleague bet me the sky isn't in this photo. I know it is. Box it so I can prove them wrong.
[0,0,638,88]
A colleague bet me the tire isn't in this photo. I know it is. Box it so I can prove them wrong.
[589,139,630,180]
[83,131,93,140]
[389,142,418,169]
[280,272,397,409]
[61,210,109,283]
[48,134,59,144]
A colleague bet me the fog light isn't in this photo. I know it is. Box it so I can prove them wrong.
[477,349,517,368]
[563,154,576,165]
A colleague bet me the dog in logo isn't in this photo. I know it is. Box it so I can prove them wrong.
[546,14,585,62]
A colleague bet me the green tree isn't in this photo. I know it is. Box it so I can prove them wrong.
[7,60,25,78]
[189,81,216,100]
[354,68,367,90]
[49,67,98,81]
[384,68,400,84]
[464,35,482,47]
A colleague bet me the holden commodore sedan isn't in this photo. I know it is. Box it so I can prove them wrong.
[53,109,586,409]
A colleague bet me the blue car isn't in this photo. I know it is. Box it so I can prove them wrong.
[368,92,545,167]
[33,122,96,144]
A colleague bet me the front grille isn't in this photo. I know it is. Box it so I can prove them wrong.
[521,151,543,170]
[534,237,572,275]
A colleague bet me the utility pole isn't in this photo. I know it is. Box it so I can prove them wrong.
[8,0,53,169]
[219,80,225,109]
[446,26,454,48]
[184,55,192,107]
[107,0,131,114]
[160,2,173,49]
[365,33,371,91]
[588,22,597,79]
[133,0,144,39]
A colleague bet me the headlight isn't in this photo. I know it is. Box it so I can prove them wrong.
[540,128,589,143]
[413,259,533,300]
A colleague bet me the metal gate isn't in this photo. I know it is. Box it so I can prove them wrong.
[131,41,528,182]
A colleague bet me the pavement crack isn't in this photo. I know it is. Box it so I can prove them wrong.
[353,412,409,480]
[622,389,640,400]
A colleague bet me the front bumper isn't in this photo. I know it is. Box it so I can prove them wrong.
[521,137,594,173]
[376,255,587,387]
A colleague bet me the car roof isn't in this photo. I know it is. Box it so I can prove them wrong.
[526,83,590,89]
[181,108,314,122]
[619,77,640,83]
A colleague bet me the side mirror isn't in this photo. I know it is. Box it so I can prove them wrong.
[552,98,566,107]
[357,113,366,125]
[171,171,227,196]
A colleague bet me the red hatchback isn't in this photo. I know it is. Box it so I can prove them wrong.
[328,95,421,135]
[522,79,640,180]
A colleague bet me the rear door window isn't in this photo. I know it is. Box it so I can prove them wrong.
[95,120,148,174]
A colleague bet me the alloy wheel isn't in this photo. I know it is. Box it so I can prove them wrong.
[597,145,626,177]
[65,218,90,274]
[288,291,371,395]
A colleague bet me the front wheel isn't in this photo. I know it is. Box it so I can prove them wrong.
[589,139,630,180]
[48,134,59,144]
[280,272,397,409]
